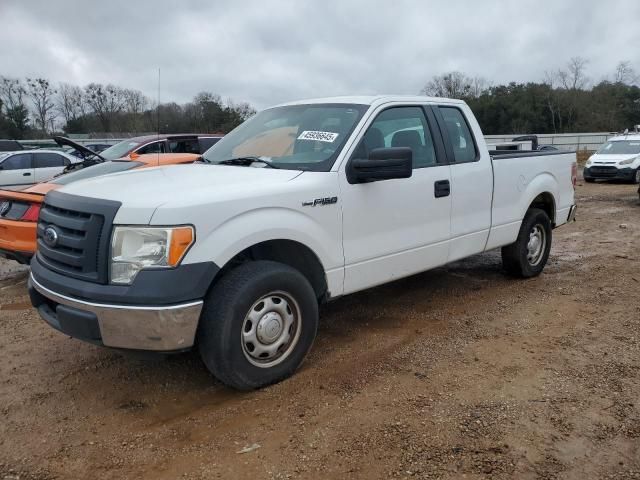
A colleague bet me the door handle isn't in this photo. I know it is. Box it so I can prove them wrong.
[23,172,31,176]
[434,179,450,198]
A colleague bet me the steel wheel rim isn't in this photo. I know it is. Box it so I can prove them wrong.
[526,224,546,267]
[635,170,640,183]
[241,291,301,368]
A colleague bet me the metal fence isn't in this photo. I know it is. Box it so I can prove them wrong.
[17,131,619,152]
[483,132,617,152]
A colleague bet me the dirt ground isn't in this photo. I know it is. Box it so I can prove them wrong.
[1,179,639,480]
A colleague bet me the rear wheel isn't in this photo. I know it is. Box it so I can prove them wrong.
[501,208,552,278]
[198,261,318,390]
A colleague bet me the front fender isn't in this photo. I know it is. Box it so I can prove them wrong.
[183,206,344,292]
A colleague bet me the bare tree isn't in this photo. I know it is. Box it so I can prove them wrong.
[0,76,26,111]
[421,71,474,98]
[542,71,560,133]
[614,61,638,85]
[84,83,126,132]
[26,77,57,134]
[468,76,491,98]
[0,76,30,137]
[558,57,589,90]
[57,83,87,124]
[122,88,149,132]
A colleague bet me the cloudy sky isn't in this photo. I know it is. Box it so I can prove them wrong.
[1,0,639,109]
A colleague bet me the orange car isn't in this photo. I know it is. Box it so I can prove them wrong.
[0,152,200,264]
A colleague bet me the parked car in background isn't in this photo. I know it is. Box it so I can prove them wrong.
[0,149,80,187]
[0,152,200,264]
[28,95,577,390]
[583,133,640,183]
[97,134,223,160]
[0,140,23,152]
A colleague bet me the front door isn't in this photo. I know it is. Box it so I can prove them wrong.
[339,105,452,295]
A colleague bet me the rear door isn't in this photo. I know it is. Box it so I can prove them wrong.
[433,105,493,261]
[34,152,71,182]
[0,152,34,186]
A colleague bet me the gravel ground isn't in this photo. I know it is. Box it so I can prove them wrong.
[0,179,639,480]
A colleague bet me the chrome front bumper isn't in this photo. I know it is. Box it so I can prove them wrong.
[30,274,203,351]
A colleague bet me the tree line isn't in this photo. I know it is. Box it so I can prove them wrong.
[0,76,256,139]
[421,58,640,134]
[2,57,639,139]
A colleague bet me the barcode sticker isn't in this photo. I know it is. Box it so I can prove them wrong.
[297,131,339,143]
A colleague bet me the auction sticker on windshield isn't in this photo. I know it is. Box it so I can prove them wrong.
[297,131,339,142]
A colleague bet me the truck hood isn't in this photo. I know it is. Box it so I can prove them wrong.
[55,164,303,223]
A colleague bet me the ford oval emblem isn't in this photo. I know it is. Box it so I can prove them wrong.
[43,226,59,247]
[0,201,10,217]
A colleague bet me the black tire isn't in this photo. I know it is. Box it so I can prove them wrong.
[632,169,640,185]
[501,208,552,278]
[198,260,318,390]
[584,177,595,183]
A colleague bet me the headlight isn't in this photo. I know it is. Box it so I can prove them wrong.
[619,156,637,165]
[585,158,593,167]
[110,226,194,285]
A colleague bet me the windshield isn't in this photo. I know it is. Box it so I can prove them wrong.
[99,140,141,160]
[202,103,368,171]
[597,140,640,155]
[51,161,143,185]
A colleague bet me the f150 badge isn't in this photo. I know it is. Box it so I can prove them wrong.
[302,196,338,207]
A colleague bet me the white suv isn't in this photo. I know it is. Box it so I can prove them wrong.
[584,134,640,184]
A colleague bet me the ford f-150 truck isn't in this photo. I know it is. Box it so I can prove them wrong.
[28,96,577,390]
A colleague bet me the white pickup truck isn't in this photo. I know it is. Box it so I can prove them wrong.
[28,96,577,390]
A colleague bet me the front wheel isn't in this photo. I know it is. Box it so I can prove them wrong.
[198,261,318,390]
[501,208,552,278]
[584,177,595,183]
[632,169,640,185]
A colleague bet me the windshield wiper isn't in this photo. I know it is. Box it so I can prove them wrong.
[217,156,279,169]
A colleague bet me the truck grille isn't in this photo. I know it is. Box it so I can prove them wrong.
[36,192,120,284]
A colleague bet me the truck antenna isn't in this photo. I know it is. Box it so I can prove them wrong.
[157,67,161,166]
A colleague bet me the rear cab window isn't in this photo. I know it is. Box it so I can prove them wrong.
[438,107,478,163]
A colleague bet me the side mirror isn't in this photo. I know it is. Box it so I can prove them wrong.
[347,147,412,184]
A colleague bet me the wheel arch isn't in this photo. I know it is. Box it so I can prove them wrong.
[521,172,559,227]
[214,239,329,302]
[528,191,556,226]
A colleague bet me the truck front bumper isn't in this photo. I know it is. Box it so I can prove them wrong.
[29,274,203,351]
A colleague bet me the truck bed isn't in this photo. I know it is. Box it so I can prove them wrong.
[485,150,576,251]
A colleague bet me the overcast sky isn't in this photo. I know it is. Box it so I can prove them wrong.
[1,0,639,109]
